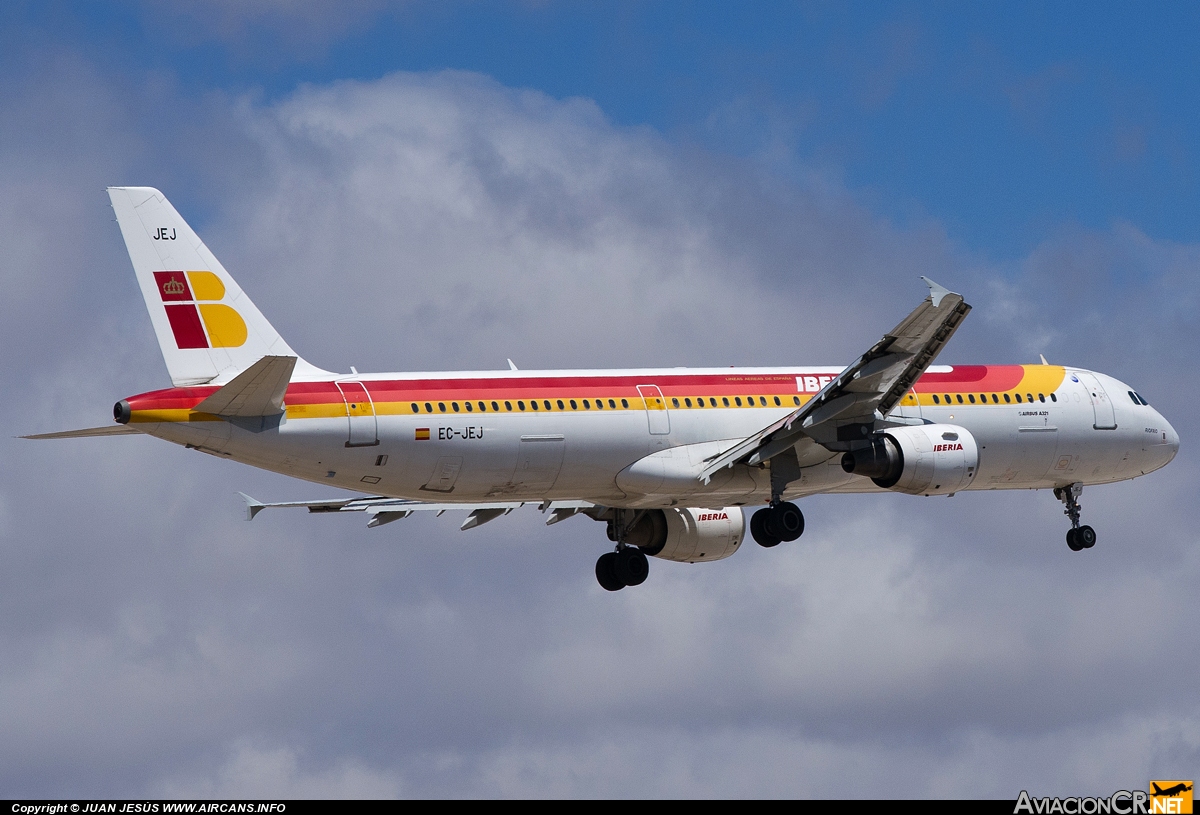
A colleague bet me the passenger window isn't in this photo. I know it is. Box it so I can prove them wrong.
[504,401,512,411]
[1026,394,1033,403]
[492,401,499,412]
[438,402,446,412]
[992,394,999,403]
[425,403,433,413]
[684,398,692,408]
[760,396,767,406]
[671,397,680,408]
[595,399,602,409]
[956,394,964,404]
[1050,394,1057,402]
[464,402,472,412]
[584,399,592,409]
[1015,394,1022,403]
[610,399,618,408]
[557,400,565,410]
[722,397,730,407]
[531,400,539,410]
[1003,394,1011,403]
[1038,394,1045,403]
[544,400,551,410]
[968,394,976,403]
[735,397,743,406]
[411,403,419,413]
[570,400,577,410]
[932,394,940,404]
[792,396,800,405]
[774,396,781,406]
[620,399,628,408]
[452,402,460,412]
[517,401,525,411]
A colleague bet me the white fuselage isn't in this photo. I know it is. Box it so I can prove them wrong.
[129,364,1178,509]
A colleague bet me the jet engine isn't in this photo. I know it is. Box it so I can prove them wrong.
[840,423,979,495]
[621,507,745,563]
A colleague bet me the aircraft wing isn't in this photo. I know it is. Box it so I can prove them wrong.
[239,493,597,529]
[698,277,970,482]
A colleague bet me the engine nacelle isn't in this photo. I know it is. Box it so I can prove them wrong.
[840,423,979,496]
[624,507,745,563]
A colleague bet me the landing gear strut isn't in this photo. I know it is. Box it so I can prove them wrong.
[1054,482,1096,552]
[596,509,650,591]
[750,501,805,547]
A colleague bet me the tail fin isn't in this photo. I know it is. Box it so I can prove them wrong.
[107,187,326,386]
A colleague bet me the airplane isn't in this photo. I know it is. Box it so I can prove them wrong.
[1151,783,1193,798]
[25,187,1180,591]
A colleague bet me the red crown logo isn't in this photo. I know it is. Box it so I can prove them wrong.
[163,279,186,295]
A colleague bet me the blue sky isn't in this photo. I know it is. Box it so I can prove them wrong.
[8,1,1200,257]
[2,1,1197,799]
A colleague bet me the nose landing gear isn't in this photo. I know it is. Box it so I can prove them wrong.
[1055,483,1096,552]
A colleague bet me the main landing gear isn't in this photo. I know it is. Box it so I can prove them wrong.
[595,510,650,592]
[749,501,805,548]
[1055,482,1096,552]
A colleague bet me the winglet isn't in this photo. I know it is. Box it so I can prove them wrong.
[238,492,266,521]
[921,276,954,308]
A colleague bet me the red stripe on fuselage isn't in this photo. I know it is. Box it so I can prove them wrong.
[123,366,1031,411]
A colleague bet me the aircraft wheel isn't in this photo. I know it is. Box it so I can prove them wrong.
[750,509,781,548]
[596,552,625,591]
[1077,525,1097,549]
[1066,528,1084,552]
[615,547,649,587]
[769,502,805,542]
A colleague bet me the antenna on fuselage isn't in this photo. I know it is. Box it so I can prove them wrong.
[507,359,518,371]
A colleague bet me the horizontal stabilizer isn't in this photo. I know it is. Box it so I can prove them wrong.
[22,425,140,440]
[194,355,296,417]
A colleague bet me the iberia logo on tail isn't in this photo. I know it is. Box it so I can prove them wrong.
[153,271,247,349]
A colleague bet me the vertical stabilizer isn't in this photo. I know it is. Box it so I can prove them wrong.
[108,187,327,386]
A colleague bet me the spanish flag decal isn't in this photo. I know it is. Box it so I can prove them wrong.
[415,428,430,440]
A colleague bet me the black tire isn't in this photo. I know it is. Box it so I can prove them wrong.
[596,552,625,591]
[615,547,649,587]
[1066,528,1084,552]
[769,502,805,542]
[1077,525,1096,549]
[750,508,781,548]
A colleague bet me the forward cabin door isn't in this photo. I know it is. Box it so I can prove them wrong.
[336,381,379,446]
[636,384,671,435]
[1076,372,1117,429]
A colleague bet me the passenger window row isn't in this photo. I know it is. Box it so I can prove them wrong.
[403,394,804,413]
[929,392,1057,405]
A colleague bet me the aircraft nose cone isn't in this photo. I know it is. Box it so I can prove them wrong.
[1154,410,1179,469]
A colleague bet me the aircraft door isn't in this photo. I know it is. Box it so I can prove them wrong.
[336,381,379,447]
[512,434,565,492]
[636,384,671,435]
[891,388,923,422]
[1076,372,1117,429]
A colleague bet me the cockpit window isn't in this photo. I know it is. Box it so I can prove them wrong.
[1129,391,1149,406]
